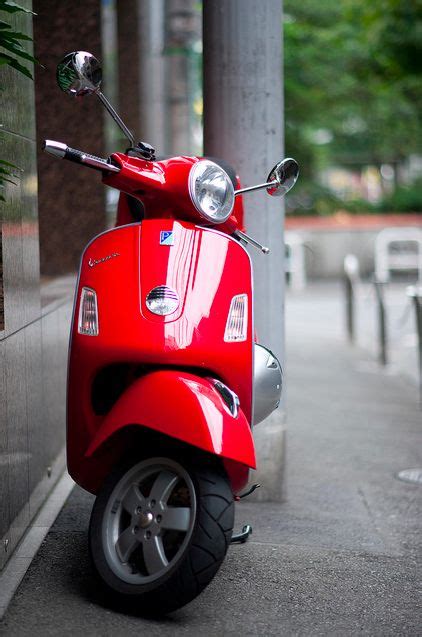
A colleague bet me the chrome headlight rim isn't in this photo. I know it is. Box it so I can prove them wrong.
[188,159,235,224]
[146,285,179,316]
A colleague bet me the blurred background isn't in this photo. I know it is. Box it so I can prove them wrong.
[284,0,421,218]
[282,0,422,282]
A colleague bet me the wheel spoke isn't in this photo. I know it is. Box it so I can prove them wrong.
[116,526,139,562]
[121,483,145,514]
[161,506,191,532]
[143,536,168,575]
[149,470,179,505]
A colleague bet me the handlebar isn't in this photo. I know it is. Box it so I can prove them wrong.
[43,140,120,173]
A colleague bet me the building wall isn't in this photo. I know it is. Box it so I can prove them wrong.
[33,0,105,277]
[117,0,141,142]
[287,222,422,280]
[0,2,72,570]
[303,229,381,279]
[0,229,4,331]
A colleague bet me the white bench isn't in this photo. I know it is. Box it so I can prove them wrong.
[374,227,422,283]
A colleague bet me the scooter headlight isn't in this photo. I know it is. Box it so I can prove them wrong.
[188,160,235,223]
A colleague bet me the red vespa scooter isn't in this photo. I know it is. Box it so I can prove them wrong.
[45,51,299,614]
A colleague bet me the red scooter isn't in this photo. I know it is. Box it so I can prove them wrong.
[45,51,298,614]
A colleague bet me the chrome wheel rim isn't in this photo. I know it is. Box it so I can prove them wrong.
[102,458,197,585]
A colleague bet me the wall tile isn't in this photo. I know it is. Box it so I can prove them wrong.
[25,321,44,500]
[1,295,72,571]
[0,0,36,140]
[0,132,40,335]
[0,136,24,337]
[0,229,4,333]
[4,331,30,549]
[53,302,71,458]
[0,341,10,559]
[41,310,65,465]
[0,0,40,333]
[57,301,72,374]
[22,141,41,326]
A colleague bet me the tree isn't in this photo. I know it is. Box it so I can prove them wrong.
[283,0,422,209]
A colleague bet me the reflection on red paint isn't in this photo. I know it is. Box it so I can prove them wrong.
[185,378,224,454]
[164,231,228,349]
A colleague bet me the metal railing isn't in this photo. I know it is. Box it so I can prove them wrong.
[343,254,360,343]
[343,255,422,407]
[406,286,422,406]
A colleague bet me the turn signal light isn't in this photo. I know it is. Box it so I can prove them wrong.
[224,294,248,342]
[78,287,99,336]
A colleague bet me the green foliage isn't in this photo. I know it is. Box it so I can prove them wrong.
[0,0,35,78]
[286,181,342,217]
[377,178,422,213]
[287,178,422,217]
[284,0,422,214]
[0,0,32,13]
[0,158,18,201]
[0,0,36,200]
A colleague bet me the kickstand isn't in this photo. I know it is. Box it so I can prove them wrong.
[231,524,252,544]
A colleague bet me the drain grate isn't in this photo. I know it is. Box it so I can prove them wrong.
[396,469,422,485]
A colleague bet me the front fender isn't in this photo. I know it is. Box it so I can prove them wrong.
[86,370,256,470]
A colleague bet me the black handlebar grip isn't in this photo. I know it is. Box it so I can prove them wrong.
[63,146,84,163]
[43,140,120,173]
[64,147,109,165]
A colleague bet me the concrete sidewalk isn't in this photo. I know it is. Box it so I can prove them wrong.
[1,283,421,635]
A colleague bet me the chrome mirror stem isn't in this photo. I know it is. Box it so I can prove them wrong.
[234,180,278,196]
[97,91,135,147]
[234,158,299,198]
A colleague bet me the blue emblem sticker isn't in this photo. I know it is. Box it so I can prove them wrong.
[160,231,175,246]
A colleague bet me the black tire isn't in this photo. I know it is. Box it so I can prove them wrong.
[89,454,234,615]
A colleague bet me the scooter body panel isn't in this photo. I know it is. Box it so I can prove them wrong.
[82,370,254,489]
[67,220,254,493]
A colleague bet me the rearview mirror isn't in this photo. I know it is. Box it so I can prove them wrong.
[266,158,299,197]
[56,51,135,146]
[56,51,102,97]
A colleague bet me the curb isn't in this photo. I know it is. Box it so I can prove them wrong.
[0,471,74,619]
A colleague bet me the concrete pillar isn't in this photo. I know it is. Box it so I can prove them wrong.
[203,0,285,501]
[165,0,199,155]
[117,1,200,157]
[137,0,167,155]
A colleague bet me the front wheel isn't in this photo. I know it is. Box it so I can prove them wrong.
[89,455,234,614]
